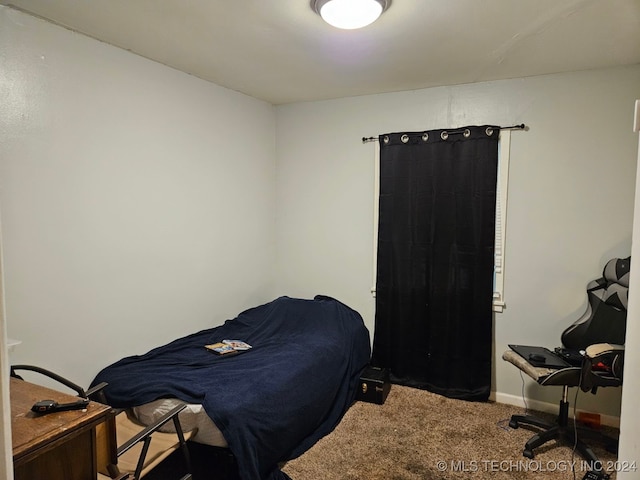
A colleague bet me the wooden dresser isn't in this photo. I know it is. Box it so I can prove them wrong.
[11,377,112,480]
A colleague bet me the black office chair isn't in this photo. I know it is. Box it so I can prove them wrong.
[503,257,628,465]
[10,365,194,480]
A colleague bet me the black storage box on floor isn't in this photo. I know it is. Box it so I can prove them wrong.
[357,366,391,405]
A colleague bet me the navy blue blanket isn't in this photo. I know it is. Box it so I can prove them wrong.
[91,295,371,480]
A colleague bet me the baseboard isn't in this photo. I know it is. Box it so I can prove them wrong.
[494,392,620,429]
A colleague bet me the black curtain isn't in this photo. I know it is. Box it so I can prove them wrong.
[371,125,499,401]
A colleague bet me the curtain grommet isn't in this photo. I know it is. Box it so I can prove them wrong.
[463,129,471,138]
[421,133,429,142]
[486,127,494,136]
[383,135,390,144]
[441,131,448,140]
[401,134,409,143]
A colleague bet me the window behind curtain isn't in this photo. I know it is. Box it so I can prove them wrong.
[371,129,512,313]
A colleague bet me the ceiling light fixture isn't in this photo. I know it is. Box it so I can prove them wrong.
[312,0,391,30]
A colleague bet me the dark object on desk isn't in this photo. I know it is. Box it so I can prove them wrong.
[357,366,391,404]
[32,398,90,414]
[508,344,572,369]
[504,256,628,473]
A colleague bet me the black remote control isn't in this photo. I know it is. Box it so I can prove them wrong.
[31,398,90,414]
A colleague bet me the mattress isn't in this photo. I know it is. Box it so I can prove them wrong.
[131,398,228,447]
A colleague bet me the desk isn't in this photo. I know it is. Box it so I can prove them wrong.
[11,377,112,480]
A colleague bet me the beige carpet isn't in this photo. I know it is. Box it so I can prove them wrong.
[283,385,618,480]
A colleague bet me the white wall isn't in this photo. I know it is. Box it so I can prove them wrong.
[0,219,13,480]
[275,66,640,418]
[0,6,277,389]
[618,108,640,479]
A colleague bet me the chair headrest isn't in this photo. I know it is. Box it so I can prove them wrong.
[602,256,631,288]
[600,256,631,310]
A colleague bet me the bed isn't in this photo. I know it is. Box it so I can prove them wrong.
[91,295,371,480]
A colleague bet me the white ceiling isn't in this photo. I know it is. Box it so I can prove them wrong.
[4,0,640,105]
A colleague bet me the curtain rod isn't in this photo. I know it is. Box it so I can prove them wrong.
[361,123,526,143]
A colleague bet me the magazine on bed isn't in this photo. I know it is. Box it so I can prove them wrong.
[205,339,252,356]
